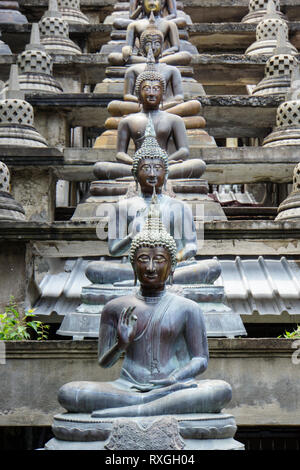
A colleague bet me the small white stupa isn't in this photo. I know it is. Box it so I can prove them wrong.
[0,65,48,147]
[245,0,297,56]
[39,0,82,55]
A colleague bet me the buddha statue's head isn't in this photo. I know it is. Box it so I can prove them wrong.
[132,121,169,194]
[130,192,177,287]
[135,68,166,110]
[143,0,162,15]
[140,25,164,59]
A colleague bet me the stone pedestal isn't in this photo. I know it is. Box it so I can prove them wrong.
[72,178,227,223]
[45,412,244,450]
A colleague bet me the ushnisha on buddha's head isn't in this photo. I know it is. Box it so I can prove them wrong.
[129,196,177,289]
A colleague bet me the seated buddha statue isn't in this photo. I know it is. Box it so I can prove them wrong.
[106,22,203,124]
[108,0,192,67]
[94,66,207,180]
[87,132,219,287]
[113,0,187,30]
[58,198,231,417]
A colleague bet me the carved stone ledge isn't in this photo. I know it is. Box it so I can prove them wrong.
[45,412,243,450]
[0,146,63,165]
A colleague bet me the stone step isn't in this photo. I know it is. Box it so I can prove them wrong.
[20,93,282,137]
[1,220,300,260]
[58,146,300,184]
[17,0,300,24]
[0,52,268,88]
[2,22,300,53]
[1,145,298,184]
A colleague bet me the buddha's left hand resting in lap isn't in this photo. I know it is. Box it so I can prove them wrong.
[58,198,232,417]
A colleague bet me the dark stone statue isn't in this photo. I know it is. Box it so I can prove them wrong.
[88,132,219,286]
[58,198,231,417]
[107,24,203,120]
[94,65,206,180]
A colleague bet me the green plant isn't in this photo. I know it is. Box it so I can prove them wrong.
[0,297,49,341]
[278,325,300,339]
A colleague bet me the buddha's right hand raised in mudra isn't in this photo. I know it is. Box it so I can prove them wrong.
[117,306,137,349]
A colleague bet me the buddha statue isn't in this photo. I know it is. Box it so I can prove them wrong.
[94,67,209,179]
[58,198,232,419]
[118,0,187,29]
[130,0,178,21]
[106,24,204,121]
[46,193,244,449]
[46,198,243,450]
[108,1,192,67]
[62,122,242,341]
[87,133,219,286]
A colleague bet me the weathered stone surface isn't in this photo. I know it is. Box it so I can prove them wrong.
[10,167,56,222]
[0,218,300,242]
[0,53,282,88]
[0,241,27,311]
[106,416,185,450]
[0,146,63,165]
[1,92,283,136]
[1,339,299,427]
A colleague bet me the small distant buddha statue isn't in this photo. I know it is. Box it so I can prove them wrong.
[58,197,231,417]
[113,0,187,30]
[130,0,177,22]
[107,24,203,121]
[128,0,187,28]
[108,0,191,67]
[87,133,219,287]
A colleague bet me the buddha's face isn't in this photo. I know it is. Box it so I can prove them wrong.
[139,79,163,110]
[143,0,162,14]
[137,158,166,194]
[135,246,172,288]
[143,35,163,58]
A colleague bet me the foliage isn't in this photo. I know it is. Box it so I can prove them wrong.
[0,297,49,341]
[278,325,300,339]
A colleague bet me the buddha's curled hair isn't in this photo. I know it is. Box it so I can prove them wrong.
[129,191,177,270]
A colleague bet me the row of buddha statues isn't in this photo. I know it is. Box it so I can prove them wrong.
[0,0,300,226]
[45,1,245,449]
[0,0,298,451]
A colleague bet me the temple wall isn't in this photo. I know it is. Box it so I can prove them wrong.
[0,242,27,312]
[11,168,56,222]
[0,339,299,427]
